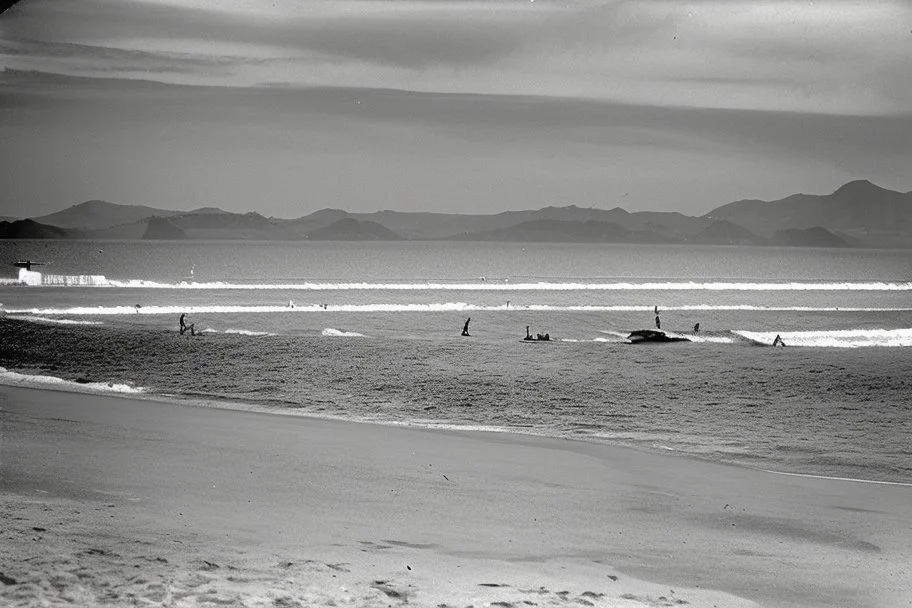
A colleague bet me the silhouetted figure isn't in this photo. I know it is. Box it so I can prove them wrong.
[524,326,533,340]
[773,334,785,347]
[693,323,700,332]
[462,317,471,337]
[655,315,661,330]
[179,313,187,334]
[544,333,550,341]
[654,305,659,315]
[189,324,196,336]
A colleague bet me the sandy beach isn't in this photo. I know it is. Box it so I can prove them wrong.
[1,385,909,608]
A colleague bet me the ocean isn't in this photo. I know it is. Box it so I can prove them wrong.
[1,240,910,484]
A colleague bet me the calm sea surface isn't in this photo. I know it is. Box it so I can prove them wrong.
[1,240,910,483]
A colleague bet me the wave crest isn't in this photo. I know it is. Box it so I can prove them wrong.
[322,328,365,337]
[733,328,912,348]
[0,367,144,394]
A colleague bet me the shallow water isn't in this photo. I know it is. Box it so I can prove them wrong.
[1,240,910,483]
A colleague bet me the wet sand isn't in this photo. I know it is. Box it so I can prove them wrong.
[1,385,909,607]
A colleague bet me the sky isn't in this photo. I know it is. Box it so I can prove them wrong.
[1,0,911,219]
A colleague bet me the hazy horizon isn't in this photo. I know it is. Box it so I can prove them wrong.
[2,0,911,218]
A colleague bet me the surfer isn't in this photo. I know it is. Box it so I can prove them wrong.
[773,334,786,347]
[654,305,659,315]
[524,326,533,341]
[655,315,661,330]
[189,323,196,336]
[693,322,700,332]
[462,317,471,337]
[179,313,187,334]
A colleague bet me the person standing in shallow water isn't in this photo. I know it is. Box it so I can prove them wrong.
[462,317,471,337]
[655,315,661,330]
[179,313,187,335]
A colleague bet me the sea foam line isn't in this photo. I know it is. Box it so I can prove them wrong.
[6,304,911,316]
[0,366,144,394]
[5,315,104,326]
[759,468,912,487]
[98,279,912,291]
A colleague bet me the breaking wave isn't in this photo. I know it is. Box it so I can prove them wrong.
[4,315,103,326]
[199,328,274,337]
[733,328,912,348]
[20,276,912,291]
[0,366,144,394]
[5,303,910,316]
[322,328,366,337]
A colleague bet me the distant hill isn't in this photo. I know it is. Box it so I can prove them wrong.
[705,180,912,247]
[449,219,674,244]
[6,180,911,247]
[188,207,230,215]
[32,200,181,230]
[771,227,850,248]
[690,220,767,246]
[307,218,402,241]
[142,216,187,240]
[0,219,74,239]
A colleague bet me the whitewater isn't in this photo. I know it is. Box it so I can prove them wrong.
[1,240,910,484]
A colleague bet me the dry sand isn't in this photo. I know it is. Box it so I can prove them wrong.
[1,385,910,608]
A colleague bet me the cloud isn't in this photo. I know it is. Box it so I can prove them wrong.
[1,0,910,115]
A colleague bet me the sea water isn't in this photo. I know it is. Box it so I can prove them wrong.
[1,240,910,483]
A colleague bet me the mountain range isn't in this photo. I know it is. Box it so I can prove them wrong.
[2,180,910,248]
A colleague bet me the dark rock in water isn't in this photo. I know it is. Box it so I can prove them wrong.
[627,329,689,344]
[74,377,91,384]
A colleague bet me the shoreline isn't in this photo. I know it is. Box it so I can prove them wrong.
[1,371,911,489]
[2,384,911,607]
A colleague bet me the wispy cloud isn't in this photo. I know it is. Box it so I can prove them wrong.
[3,0,910,114]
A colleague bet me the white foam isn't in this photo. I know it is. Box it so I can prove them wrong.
[0,367,144,394]
[5,315,103,326]
[6,303,911,316]
[199,328,274,336]
[733,328,912,348]
[759,468,912,487]
[682,334,737,344]
[322,328,365,337]
[84,279,912,291]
